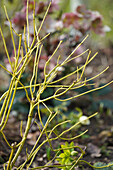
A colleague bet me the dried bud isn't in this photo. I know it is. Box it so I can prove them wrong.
[79,115,90,125]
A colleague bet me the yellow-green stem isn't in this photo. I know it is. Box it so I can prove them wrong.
[11,101,34,167]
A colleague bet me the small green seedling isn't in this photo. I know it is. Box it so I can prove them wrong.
[57,142,79,170]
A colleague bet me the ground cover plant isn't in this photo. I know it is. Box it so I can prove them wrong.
[0,0,113,169]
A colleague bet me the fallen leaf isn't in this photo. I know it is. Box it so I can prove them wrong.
[86,143,101,158]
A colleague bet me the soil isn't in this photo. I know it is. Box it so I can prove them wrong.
[0,110,113,169]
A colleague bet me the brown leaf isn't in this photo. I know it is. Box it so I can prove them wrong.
[86,143,101,158]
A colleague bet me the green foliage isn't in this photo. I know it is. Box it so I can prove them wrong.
[99,99,113,110]
[46,146,51,161]
[80,133,90,139]
[56,107,83,128]
[57,142,78,170]
[94,162,113,170]
[74,81,113,112]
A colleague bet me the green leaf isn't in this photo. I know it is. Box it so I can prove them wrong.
[75,107,83,118]
[62,158,66,165]
[59,153,66,158]
[61,144,66,149]
[65,142,69,147]
[41,87,54,98]
[65,157,71,165]
[70,142,74,146]
[74,86,89,93]
[94,162,108,170]
[108,162,113,169]
[99,99,113,109]
[12,102,29,114]
[14,90,26,101]
[70,142,74,152]
[64,150,70,156]
[98,84,112,96]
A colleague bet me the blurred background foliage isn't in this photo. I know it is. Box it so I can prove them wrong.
[85,0,113,46]
[64,0,113,47]
[0,0,112,49]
